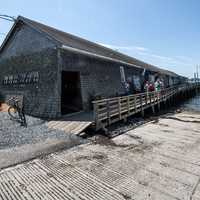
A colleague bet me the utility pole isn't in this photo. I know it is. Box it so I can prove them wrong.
[198,65,200,82]
[196,65,199,83]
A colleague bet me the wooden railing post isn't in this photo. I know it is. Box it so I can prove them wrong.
[152,92,155,114]
[127,96,130,116]
[140,94,144,117]
[149,92,152,104]
[134,95,137,113]
[106,100,111,126]
[118,97,121,120]
[157,92,161,111]
[93,102,99,130]
[145,92,148,105]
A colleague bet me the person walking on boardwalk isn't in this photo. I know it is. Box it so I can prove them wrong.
[155,78,161,92]
[148,82,155,92]
[144,81,150,93]
[124,81,130,95]
[144,81,150,104]
[160,79,164,90]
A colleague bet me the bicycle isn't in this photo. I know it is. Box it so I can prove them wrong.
[7,97,27,127]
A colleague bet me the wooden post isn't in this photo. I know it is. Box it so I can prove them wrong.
[158,92,161,111]
[152,92,155,114]
[134,95,137,113]
[118,97,121,120]
[164,96,167,108]
[127,96,130,116]
[140,94,144,117]
[93,102,99,130]
[149,92,152,104]
[107,100,111,126]
[169,96,172,107]
[145,92,148,105]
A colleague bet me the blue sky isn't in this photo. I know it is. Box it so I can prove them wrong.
[0,0,199,77]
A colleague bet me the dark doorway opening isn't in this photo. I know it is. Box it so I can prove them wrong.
[61,71,82,115]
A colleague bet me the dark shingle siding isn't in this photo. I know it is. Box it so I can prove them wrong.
[16,16,179,77]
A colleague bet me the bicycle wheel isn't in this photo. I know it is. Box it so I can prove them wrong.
[8,106,20,120]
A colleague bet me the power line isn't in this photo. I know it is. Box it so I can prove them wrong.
[0,15,16,22]
[0,15,15,40]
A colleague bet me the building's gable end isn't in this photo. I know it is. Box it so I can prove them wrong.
[0,21,59,60]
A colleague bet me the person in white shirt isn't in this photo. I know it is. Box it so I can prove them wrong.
[154,79,161,92]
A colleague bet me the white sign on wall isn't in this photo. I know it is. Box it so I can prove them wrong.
[132,75,141,91]
[2,71,39,85]
[149,75,155,83]
[120,66,126,83]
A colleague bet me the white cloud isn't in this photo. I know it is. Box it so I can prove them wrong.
[98,43,148,52]
[99,42,196,77]
[175,56,193,61]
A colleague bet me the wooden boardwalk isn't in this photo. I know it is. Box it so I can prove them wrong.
[48,83,199,134]
[93,83,199,130]
[48,112,93,135]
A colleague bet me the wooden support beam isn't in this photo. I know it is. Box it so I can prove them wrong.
[127,96,130,116]
[93,103,99,131]
[118,97,121,120]
[158,92,161,111]
[140,95,144,117]
[150,93,155,114]
[134,95,137,113]
[107,100,111,126]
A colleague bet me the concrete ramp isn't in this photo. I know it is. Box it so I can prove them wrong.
[48,112,93,135]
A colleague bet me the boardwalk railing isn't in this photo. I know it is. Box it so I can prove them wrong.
[93,83,198,130]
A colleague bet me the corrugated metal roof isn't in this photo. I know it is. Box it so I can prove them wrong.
[1,16,180,77]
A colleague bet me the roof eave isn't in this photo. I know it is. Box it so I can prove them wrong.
[61,45,143,70]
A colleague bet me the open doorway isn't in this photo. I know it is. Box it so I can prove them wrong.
[61,71,82,115]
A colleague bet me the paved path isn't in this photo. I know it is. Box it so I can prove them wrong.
[1,111,200,199]
[0,112,85,169]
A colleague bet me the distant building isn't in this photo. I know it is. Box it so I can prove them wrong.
[0,16,186,118]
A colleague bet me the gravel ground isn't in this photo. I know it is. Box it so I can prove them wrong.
[0,112,84,150]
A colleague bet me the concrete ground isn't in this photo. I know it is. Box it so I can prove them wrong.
[1,111,200,199]
[0,112,85,169]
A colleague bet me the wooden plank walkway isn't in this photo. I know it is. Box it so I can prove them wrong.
[48,112,93,135]
[48,83,199,133]
[93,83,199,130]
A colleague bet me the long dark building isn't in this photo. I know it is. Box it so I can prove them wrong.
[0,16,186,118]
